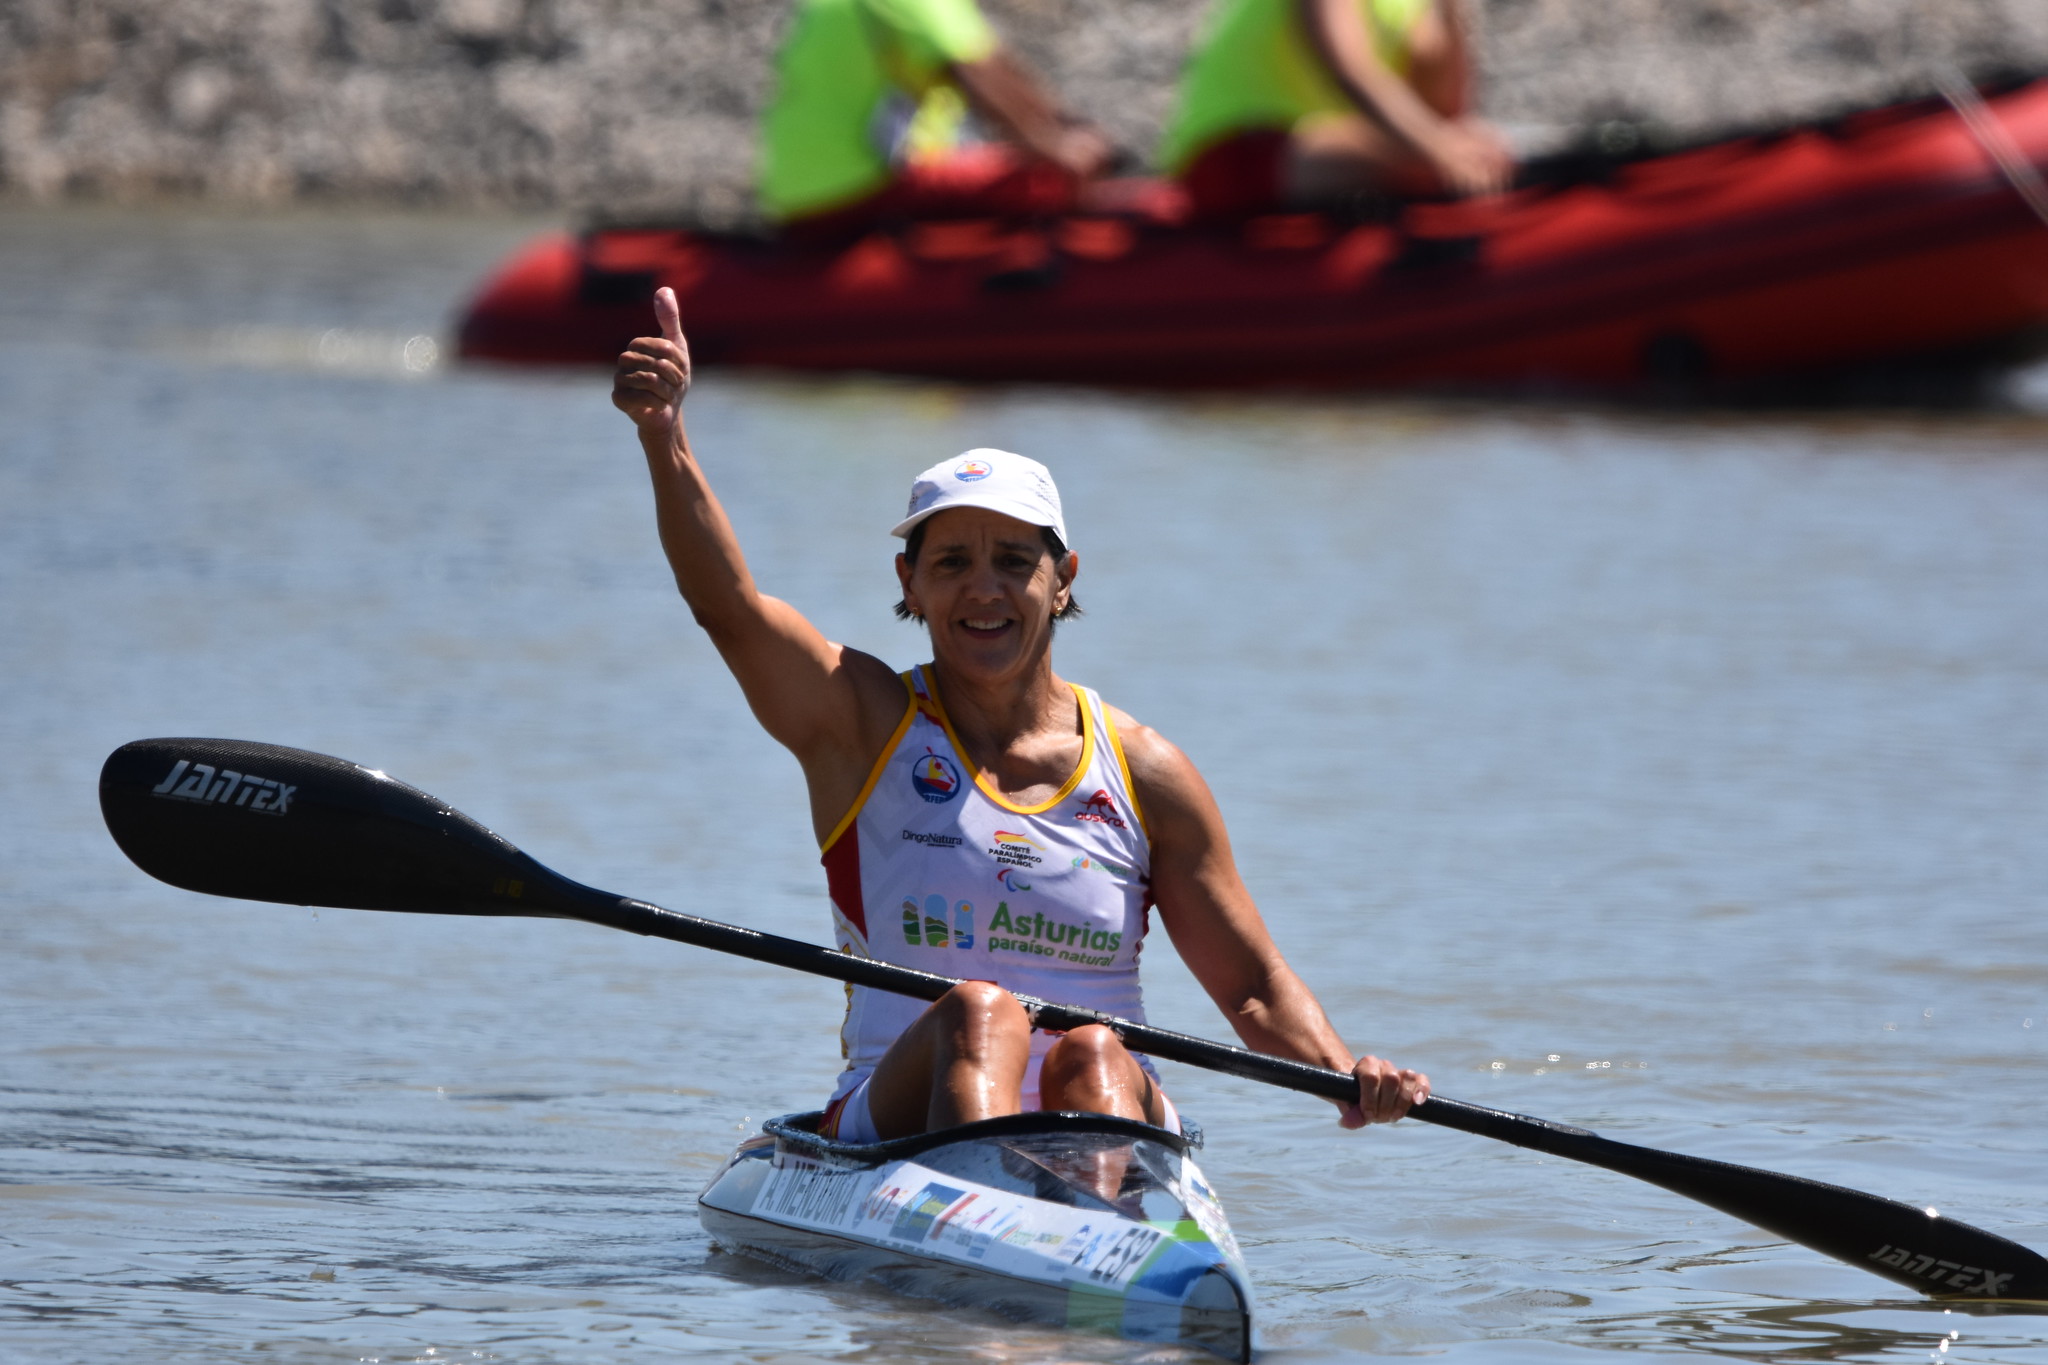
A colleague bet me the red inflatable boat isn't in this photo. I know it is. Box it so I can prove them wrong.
[457,80,2048,393]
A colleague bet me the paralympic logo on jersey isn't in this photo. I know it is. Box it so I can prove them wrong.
[988,829,1043,870]
[910,748,963,803]
[953,458,992,482]
[996,866,1031,893]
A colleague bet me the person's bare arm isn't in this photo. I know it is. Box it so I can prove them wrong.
[951,50,1112,179]
[611,289,905,830]
[1119,713,1428,1125]
[1419,0,1475,119]
[1297,0,1506,196]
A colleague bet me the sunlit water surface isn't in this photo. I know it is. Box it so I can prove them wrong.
[3,207,2045,1364]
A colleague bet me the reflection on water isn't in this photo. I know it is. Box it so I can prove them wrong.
[1582,1298,2048,1363]
[2,206,2046,1364]
[153,324,444,376]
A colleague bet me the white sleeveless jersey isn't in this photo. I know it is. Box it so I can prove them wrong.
[822,666,1154,1107]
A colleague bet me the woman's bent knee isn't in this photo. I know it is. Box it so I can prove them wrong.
[934,981,1030,1037]
[1048,1023,1124,1063]
[1043,1024,1140,1087]
[1042,1025,1154,1122]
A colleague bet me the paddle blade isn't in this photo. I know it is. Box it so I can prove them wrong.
[99,738,579,919]
[1619,1140,2048,1300]
[1418,1097,2048,1300]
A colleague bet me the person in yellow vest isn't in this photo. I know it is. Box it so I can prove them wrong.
[1158,0,1512,217]
[759,0,1114,235]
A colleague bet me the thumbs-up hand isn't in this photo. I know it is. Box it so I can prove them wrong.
[612,286,694,441]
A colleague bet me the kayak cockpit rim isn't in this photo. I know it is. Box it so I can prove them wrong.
[760,1107,1202,1164]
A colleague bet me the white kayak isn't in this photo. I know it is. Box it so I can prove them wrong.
[698,1109,1255,1360]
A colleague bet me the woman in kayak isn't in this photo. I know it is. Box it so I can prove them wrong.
[1158,0,1511,217]
[613,288,1428,1141]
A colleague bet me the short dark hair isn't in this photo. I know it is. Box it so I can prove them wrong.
[894,521,1082,626]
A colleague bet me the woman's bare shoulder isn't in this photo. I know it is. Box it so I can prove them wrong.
[837,643,917,738]
[1104,702,1218,824]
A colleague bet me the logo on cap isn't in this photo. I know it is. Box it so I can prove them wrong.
[953,459,992,482]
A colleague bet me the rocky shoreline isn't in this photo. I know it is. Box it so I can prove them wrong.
[3,0,2045,224]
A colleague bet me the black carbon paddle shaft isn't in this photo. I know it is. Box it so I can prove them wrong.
[99,737,2048,1302]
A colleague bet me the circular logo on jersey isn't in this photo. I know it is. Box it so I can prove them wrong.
[953,459,993,482]
[910,750,964,804]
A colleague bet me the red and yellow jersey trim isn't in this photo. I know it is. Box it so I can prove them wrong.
[918,666,1096,816]
[818,672,919,855]
[1100,705,1150,841]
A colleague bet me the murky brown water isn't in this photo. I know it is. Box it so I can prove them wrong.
[3,206,2046,1364]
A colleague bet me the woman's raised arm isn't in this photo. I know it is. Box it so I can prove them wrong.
[612,289,906,829]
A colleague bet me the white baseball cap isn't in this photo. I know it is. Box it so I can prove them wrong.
[891,448,1069,547]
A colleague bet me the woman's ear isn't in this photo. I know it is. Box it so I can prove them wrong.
[1048,556,1081,618]
[895,551,921,620]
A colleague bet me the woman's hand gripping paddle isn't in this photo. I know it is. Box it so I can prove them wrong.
[99,736,2048,1302]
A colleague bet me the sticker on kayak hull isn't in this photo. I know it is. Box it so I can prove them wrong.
[747,1152,1240,1297]
[755,1155,874,1228]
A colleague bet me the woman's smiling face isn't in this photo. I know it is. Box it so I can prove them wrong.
[896,507,1076,682]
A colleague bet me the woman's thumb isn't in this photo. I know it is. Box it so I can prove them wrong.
[654,286,683,345]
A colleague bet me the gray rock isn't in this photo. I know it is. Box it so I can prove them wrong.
[2,0,2043,219]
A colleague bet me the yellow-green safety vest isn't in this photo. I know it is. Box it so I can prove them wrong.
[758,0,999,220]
[1158,0,1436,176]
